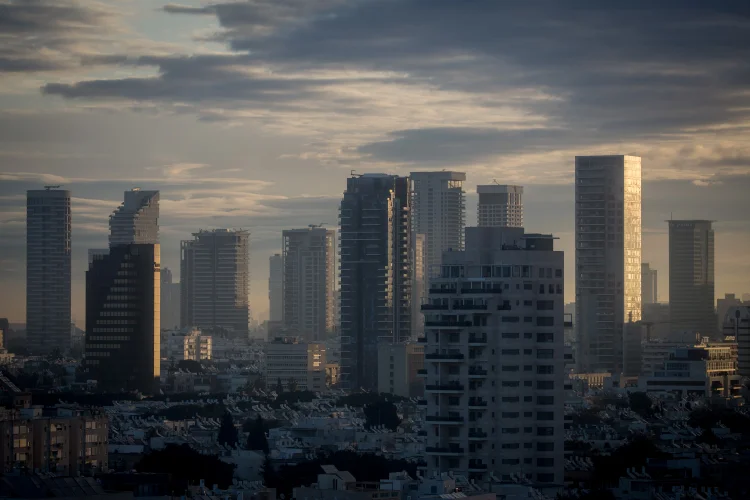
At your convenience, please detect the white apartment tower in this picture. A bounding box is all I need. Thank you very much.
[269,254,283,323]
[575,155,642,374]
[26,188,72,354]
[423,227,565,485]
[180,229,250,336]
[410,171,466,275]
[282,227,336,342]
[109,189,159,246]
[477,184,523,228]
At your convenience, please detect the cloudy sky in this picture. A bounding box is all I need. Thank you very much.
[1,0,749,325]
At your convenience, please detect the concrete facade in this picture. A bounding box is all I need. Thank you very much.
[477,184,523,228]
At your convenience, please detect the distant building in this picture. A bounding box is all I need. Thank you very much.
[109,188,159,246]
[477,184,523,227]
[269,254,283,323]
[26,188,71,354]
[88,248,108,265]
[265,337,326,392]
[339,174,411,391]
[412,233,427,338]
[410,171,466,273]
[165,328,212,362]
[293,466,399,500]
[85,244,160,394]
[377,342,424,398]
[717,293,749,331]
[282,227,336,342]
[575,155,642,374]
[723,306,750,377]
[0,319,7,350]
[641,263,658,305]
[160,267,180,330]
[423,226,565,485]
[180,229,250,337]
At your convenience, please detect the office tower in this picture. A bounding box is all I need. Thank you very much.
[26,188,71,354]
[477,184,523,227]
[641,263,658,305]
[668,220,716,339]
[575,155,642,374]
[269,254,283,323]
[109,189,159,246]
[160,267,180,330]
[423,227,565,484]
[84,244,160,393]
[180,229,250,337]
[282,227,335,342]
[717,294,749,331]
[339,174,411,390]
[410,171,466,274]
[412,233,427,338]
[377,342,424,398]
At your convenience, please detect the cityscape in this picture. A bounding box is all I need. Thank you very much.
[0,2,749,500]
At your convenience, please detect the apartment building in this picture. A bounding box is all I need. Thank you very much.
[477,184,523,228]
[165,328,212,362]
[423,226,564,485]
[377,342,424,398]
[265,337,326,392]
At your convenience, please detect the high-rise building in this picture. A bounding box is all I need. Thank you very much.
[109,189,159,246]
[477,184,523,227]
[377,342,424,398]
[723,306,750,377]
[423,227,565,485]
[26,188,71,354]
[160,267,180,330]
[717,294,750,331]
[668,220,716,339]
[339,174,411,391]
[575,155,642,374]
[84,244,160,394]
[641,263,658,305]
[269,254,283,323]
[282,227,335,342]
[180,229,250,337]
[412,233,427,338]
[88,248,108,265]
[410,171,466,274]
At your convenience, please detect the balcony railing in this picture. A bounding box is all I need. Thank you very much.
[468,430,488,438]
[425,383,464,392]
[461,287,503,294]
[468,367,488,376]
[468,335,487,344]
[417,337,427,343]
[424,321,473,328]
[468,399,488,407]
[429,288,457,294]
[425,352,465,360]
[425,446,465,454]
[468,461,488,471]
[421,304,449,311]
[425,415,464,423]
[452,303,488,310]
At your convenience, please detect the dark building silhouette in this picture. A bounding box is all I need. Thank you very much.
[85,244,160,394]
[339,174,411,390]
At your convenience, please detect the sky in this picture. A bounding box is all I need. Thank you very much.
[1,0,749,325]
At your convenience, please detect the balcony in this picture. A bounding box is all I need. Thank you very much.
[424,321,473,328]
[468,430,488,439]
[468,367,488,377]
[425,415,464,424]
[425,383,464,393]
[468,398,488,408]
[429,287,457,294]
[497,304,512,311]
[461,287,503,294]
[425,351,465,361]
[468,335,487,345]
[417,337,427,343]
[452,303,488,311]
[425,446,465,456]
[421,304,449,311]
[417,369,427,376]
[468,461,488,471]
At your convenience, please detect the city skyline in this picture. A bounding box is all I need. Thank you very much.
[1,2,750,324]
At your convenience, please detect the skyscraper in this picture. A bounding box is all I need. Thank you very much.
[160,267,180,330]
[410,171,466,275]
[339,174,411,390]
[268,254,283,323]
[668,220,716,339]
[641,263,658,305]
[180,229,250,337]
[477,184,524,227]
[282,227,335,342]
[84,244,160,393]
[575,155,642,374]
[423,227,565,484]
[109,189,159,246]
[412,233,427,338]
[26,187,71,354]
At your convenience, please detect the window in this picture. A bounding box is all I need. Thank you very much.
[537,332,554,343]
[523,283,533,290]
[523,300,533,307]
[537,365,554,375]
[524,427,533,433]
[537,412,554,420]
[537,458,555,467]
[502,365,520,372]
[501,428,520,434]
[537,317,554,326]
[502,332,519,339]
[538,473,555,483]
[502,316,520,323]
[524,396,532,402]
[502,412,519,418]
[524,316,533,323]
[501,443,519,449]
[537,349,554,359]
[524,380,532,387]
[502,459,520,465]
[537,427,554,436]
[524,365,532,371]
[555,269,563,278]
[502,396,520,403]
[524,412,532,417]
[502,381,520,387]
[537,442,554,451]
[502,349,520,355]
[537,381,554,390]
[524,332,533,339]
[538,396,554,405]
[537,300,554,310]
[524,442,533,449]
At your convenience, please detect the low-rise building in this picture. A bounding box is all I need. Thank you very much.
[165,328,212,362]
[377,342,424,398]
[294,466,400,500]
[265,337,326,392]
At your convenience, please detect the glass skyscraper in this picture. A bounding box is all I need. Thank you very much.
[575,155,642,374]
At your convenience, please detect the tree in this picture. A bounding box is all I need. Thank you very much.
[363,400,401,431]
[286,378,298,392]
[261,454,276,487]
[136,444,235,490]
[217,411,239,448]
[275,377,284,394]
[628,391,653,418]
[246,415,270,454]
